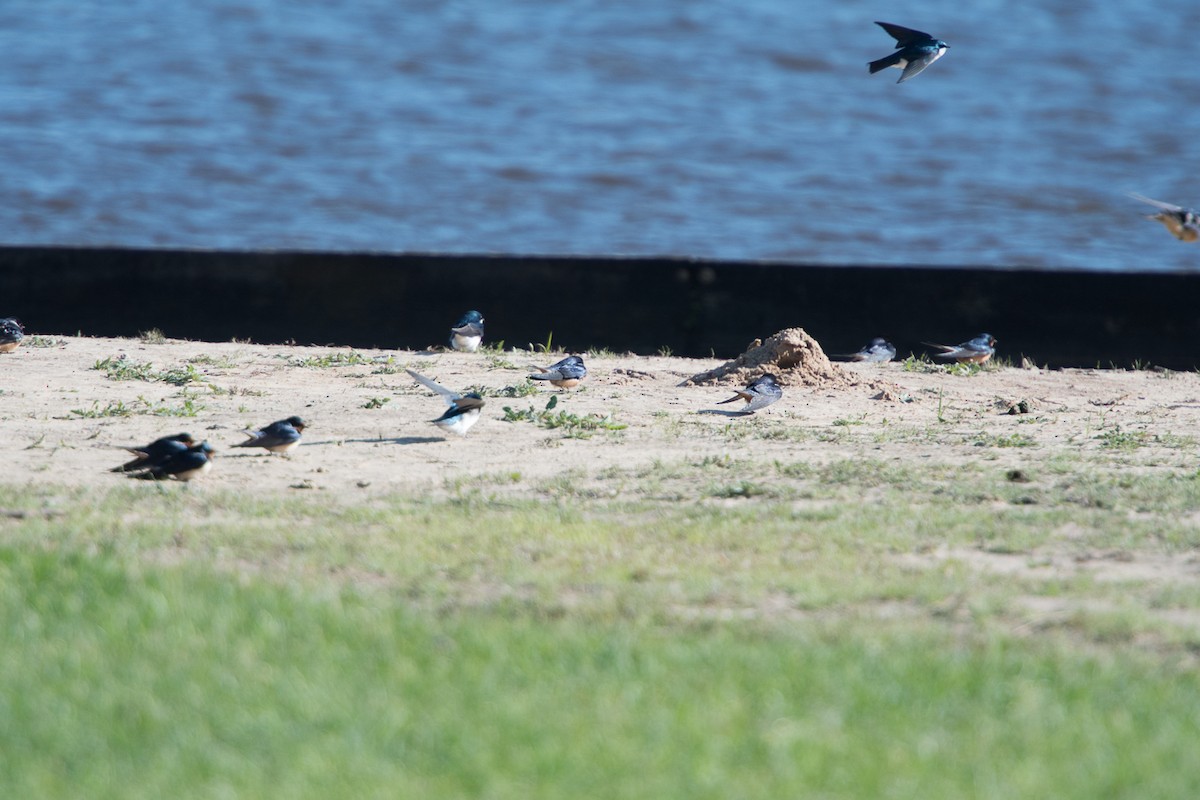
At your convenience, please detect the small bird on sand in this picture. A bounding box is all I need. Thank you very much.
[1129,193,1200,242]
[233,417,306,454]
[836,337,897,363]
[449,310,485,352]
[111,432,196,473]
[869,22,950,84]
[529,355,587,390]
[406,368,485,437]
[717,374,783,414]
[924,333,996,364]
[0,317,25,353]
[135,441,215,481]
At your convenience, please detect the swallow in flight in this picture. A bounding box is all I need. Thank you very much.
[869,22,949,83]
[1130,193,1199,242]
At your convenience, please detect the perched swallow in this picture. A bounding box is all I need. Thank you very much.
[233,416,306,454]
[836,337,897,363]
[717,374,783,414]
[406,368,485,437]
[529,355,587,390]
[0,317,24,353]
[111,432,197,473]
[1130,193,1200,242]
[924,333,997,364]
[449,310,485,352]
[135,441,215,481]
[869,22,949,83]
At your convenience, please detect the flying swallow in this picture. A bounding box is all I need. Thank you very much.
[1130,193,1200,242]
[110,432,197,473]
[134,441,215,481]
[924,333,996,364]
[529,355,587,389]
[233,416,306,453]
[406,368,485,436]
[449,310,485,352]
[869,22,949,83]
[836,338,897,363]
[717,374,783,414]
[0,317,24,353]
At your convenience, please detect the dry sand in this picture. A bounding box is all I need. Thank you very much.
[2,331,1198,499]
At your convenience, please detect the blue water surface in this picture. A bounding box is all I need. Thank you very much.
[0,0,1196,270]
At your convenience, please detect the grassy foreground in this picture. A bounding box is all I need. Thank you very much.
[2,453,1200,798]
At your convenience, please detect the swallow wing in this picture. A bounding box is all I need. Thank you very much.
[1130,193,1186,213]
[450,321,484,337]
[741,389,781,414]
[875,21,933,46]
[407,368,462,405]
[897,49,944,82]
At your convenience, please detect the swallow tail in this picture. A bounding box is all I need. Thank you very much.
[868,51,904,74]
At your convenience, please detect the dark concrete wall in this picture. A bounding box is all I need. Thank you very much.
[0,245,1193,369]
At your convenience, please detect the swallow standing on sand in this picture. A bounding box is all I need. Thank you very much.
[1129,193,1200,242]
[529,355,587,390]
[717,374,783,415]
[869,22,949,83]
[0,317,24,353]
[111,432,196,473]
[924,333,997,364]
[449,310,485,352]
[233,416,306,454]
[134,441,215,481]
[836,338,897,363]
[406,368,485,437]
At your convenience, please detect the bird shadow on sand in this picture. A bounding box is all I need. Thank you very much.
[695,409,755,418]
[339,436,447,446]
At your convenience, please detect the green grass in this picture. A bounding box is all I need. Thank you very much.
[4,449,1200,797]
[0,533,1198,799]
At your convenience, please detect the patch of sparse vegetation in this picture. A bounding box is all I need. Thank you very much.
[93,356,201,386]
[25,335,67,348]
[974,431,1037,448]
[1096,427,1149,450]
[187,353,240,369]
[362,397,390,409]
[502,395,626,438]
[70,400,135,419]
[71,393,204,419]
[138,328,167,344]
[287,351,372,368]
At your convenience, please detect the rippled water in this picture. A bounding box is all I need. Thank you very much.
[1,1,1197,270]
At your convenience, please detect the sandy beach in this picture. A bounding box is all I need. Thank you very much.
[2,331,1197,499]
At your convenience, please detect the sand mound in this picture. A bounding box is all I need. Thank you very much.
[681,327,895,394]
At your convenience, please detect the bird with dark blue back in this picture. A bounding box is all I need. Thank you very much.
[449,310,485,352]
[869,22,949,83]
